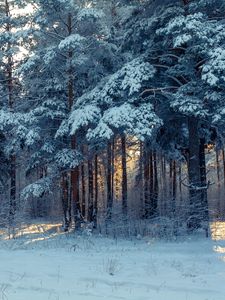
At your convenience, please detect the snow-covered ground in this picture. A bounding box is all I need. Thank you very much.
[0,223,225,300]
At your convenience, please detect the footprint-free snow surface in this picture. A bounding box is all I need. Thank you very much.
[0,223,225,300]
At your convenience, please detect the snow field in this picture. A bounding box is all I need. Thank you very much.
[0,230,225,300]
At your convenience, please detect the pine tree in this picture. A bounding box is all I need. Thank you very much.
[0,0,34,232]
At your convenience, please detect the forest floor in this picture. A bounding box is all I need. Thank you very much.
[0,222,224,300]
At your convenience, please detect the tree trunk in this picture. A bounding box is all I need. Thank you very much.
[9,155,16,229]
[121,133,128,217]
[62,173,70,231]
[81,162,86,219]
[139,142,144,217]
[87,158,94,223]
[161,154,167,215]
[187,116,202,231]
[71,163,81,229]
[106,142,113,221]
[169,160,173,200]
[216,149,220,186]
[222,149,225,186]
[172,160,176,215]
[68,174,72,225]
[199,138,208,224]
[149,150,154,217]
[152,151,158,216]
[178,163,182,202]
[144,143,150,218]
[93,154,98,228]
[111,137,115,204]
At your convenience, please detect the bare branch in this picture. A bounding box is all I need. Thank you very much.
[180,177,214,190]
[140,86,178,97]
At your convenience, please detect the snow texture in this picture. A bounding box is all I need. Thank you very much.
[0,226,224,300]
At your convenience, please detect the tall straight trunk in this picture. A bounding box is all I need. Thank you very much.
[149,150,154,216]
[199,138,208,223]
[71,164,81,229]
[111,137,115,203]
[36,168,42,217]
[169,160,173,199]
[115,166,120,201]
[68,175,72,224]
[87,158,94,223]
[61,161,71,231]
[162,155,166,176]
[106,142,113,221]
[161,154,167,215]
[139,142,144,216]
[178,163,182,202]
[5,0,16,229]
[93,154,98,228]
[81,163,86,219]
[67,13,81,229]
[9,155,16,226]
[159,154,164,215]
[187,116,202,231]
[62,173,70,231]
[121,133,128,217]
[144,143,150,218]
[152,151,158,216]
[163,156,167,195]
[71,137,81,229]
[172,160,178,234]
[172,160,176,215]
[99,164,105,208]
[216,149,220,186]
[222,149,225,186]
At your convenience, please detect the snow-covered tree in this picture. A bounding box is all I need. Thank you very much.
[0,0,223,235]
[18,0,120,229]
[0,0,34,231]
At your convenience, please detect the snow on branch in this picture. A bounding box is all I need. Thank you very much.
[58,34,85,51]
[55,149,82,170]
[21,177,52,200]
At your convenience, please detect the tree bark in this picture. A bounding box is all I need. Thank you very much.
[179,163,182,202]
[93,154,98,228]
[169,160,173,200]
[62,173,70,231]
[106,142,113,221]
[111,137,115,204]
[139,141,144,217]
[222,149,225,186]
[71,161,81,229]
[216,149,220,186]
[87,158,94,223]
[144,143,150,218]
[199,138,208,223]
[121,133,128,217]
[187,117,202,231]
[81,162,86,219]
[152,151,158,216]
[172,160,176,215]
[149,150,154,217]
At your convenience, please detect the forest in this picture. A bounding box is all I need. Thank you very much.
[0,0,225,239]
[1,1,225,300]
